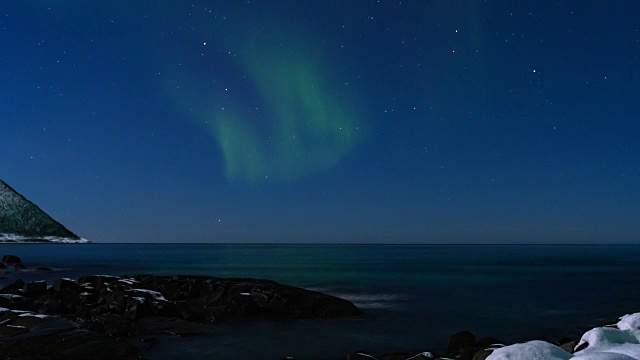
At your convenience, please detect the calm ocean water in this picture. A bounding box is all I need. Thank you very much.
[1,243,639,359]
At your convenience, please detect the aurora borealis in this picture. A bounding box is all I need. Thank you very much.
[174,16,363,182]
[2,1,639,243]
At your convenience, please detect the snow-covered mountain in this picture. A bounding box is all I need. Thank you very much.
[0,179,89,243]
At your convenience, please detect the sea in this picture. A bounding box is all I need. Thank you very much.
[1,243,639,359]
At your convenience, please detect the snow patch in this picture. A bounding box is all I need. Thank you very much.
[487,340,572,360]
[131,289,167,301]
[0,233,90,243]
[487,312,640,360]
[18,313,49,319]
[619,314,640,331]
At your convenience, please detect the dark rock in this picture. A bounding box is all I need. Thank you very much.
[135,316,208,337]
[382,352,414,360]
[11,313,50,329]
[0,293,35,311]
[102,315,135,338]
[472,348,494,360]
[0,273,363,359]
[53,277,82,292]
[0,262,6,269]
[405,352,435,359]
[457,347,479,360]
[0,324,30,336]
[23,280,48,296]
[1,278,25,292]
[38,297,67,315]
[127,274,363,321]
[14,263,26,270]
[54,287,81,305]
[574,340,589,352]
[476,337,502,348]
[0,309,140,359]
[448,330,477,355]
[2,254,22,264]
[124,297,153,320]
[559,339,579,354]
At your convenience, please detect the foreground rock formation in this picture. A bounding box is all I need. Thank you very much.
[0,270,362,359]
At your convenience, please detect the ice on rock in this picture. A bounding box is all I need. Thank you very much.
[486,340,573,360]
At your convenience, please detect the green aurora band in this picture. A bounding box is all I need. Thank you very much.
[176,25,363,183]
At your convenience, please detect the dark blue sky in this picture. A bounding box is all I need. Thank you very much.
[2,1,639,243]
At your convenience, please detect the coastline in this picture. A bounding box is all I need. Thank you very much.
[0,233,91,244]
[2,248,640,359]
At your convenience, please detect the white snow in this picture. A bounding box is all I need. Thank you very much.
[576,327,639,349]
[619,314,640,331]
[0,233,90,243]
[18,313,49,319]
[487,340,572,360]
[407,352,435,359]
[118,278,138,285]
[130,289,167,301]
[486,312,640,360]
[6,325,27,329]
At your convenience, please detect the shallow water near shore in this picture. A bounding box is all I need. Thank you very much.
[1,243,639,359]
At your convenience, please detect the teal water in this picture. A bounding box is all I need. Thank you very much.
[1,244,640,359]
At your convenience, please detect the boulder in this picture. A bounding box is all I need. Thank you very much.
[53,277,82,292]
[448,330,477,355]
[14,263,26,270]
[0,324,29,336]
[472,348,494,360]
[23,281,48,296]
[559,339,579,354]
[476,337,502,348]
[382,352,414,360]
[1,278,25,292]
[457,347,479,360]
[124,297,153,320]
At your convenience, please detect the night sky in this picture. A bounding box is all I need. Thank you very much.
[2,1,639,243]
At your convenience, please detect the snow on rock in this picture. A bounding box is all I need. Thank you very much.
[573,352,637,360]
[577,327,639,349]
[574,327,640,359]
[487,313,640,360]
[486,340,572,360]
[619,314,640,331]
[0,233,90,244]
[130,289,167,301]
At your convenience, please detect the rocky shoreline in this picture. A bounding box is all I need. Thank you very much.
[0,254,362,359]
[1,254,639,360]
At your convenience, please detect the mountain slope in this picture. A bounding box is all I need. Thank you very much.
[0,179,89,243]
